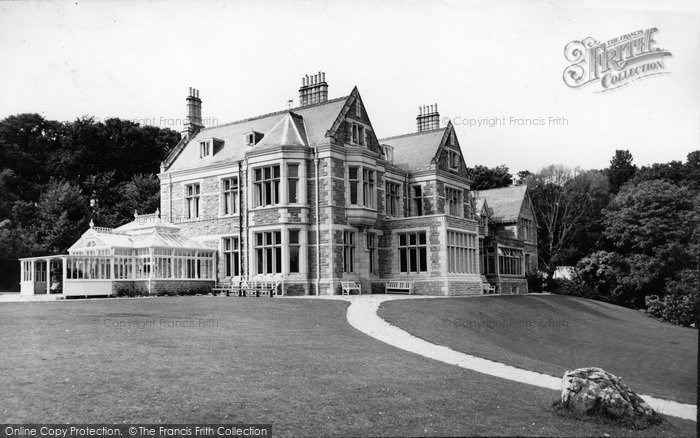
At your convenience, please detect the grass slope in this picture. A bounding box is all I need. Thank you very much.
[0,296,694,437]
[379,295,698,405]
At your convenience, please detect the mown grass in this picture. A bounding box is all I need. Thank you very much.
[379,294,697,405]
[0,296,695,437]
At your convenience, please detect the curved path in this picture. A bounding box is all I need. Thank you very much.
[315,294,696,422]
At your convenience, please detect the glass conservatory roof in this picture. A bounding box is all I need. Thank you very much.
[68,213,208,253]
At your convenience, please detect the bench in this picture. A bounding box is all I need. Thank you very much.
[341,281,362,295]
[211,280,232,296]
[243,280,280,297]
[482,283,496,294]
[385,281,414,295]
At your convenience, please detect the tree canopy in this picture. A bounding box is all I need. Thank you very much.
[467,164,513,190]
[0,113,180,290]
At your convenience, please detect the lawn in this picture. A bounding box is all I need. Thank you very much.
[0,296,695,437]
[379,294,698,405]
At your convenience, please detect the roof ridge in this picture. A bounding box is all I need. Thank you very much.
[199,95,349,131]
[379,127,446,142]
[476,185,525,193]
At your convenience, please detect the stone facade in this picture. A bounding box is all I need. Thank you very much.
[158,76,537,295]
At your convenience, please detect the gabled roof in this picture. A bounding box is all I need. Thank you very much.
[474,197,489,217]
[164,96,348,172]
[474,185,528,223]
[379,127,448,172]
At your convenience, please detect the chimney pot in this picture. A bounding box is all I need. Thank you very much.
[321,72,325,82]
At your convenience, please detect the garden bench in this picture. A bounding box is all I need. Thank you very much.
[483,283,496,294]
[243,280,279,297]
[211,280,232,296]
[385,281,414,295]
[341,281,362,295]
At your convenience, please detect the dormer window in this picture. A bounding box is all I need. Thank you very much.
[351,123,365,146]
[199,140,211,158]
[245,131,263,146]
[383,145,394,163]
[448,150,460,171]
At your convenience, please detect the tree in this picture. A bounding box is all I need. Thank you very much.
[606,149,636,193]
[467,165,513,190]
[524,165,604,282]
[36,179,89,253]
[601,179,699,306]
[515,170,532,185]
[119,173,162,219]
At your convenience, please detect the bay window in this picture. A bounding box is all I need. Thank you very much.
[255,231,282,274]
[498,247,523,276]
[254,165,280,207]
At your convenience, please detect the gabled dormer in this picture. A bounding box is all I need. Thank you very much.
[325,87,382,155]
[434,123,468,178]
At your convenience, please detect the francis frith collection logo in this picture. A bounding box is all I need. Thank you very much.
[563,28,672,92]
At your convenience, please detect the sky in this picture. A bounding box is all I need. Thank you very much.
[1,0,698,175]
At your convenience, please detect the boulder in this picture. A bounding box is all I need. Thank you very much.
[560,367,657,423]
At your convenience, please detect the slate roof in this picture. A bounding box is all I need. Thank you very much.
[474,185,528,223]
[474,197,488,216]
[165,96,348,172]
[379,128,447,172]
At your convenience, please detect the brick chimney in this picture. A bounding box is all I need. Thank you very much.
[182,87,203,138]
[299,71,328,106]
[416,103,440,132]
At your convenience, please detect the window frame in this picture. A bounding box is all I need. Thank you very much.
[223,236,241,277]
[385,181,401,217]
[253,164,281,208]
[445,186,463,217]
[185,183,200,219]
[289,229,301,273]
[287,163,299,204]
[398,231,428,274]
[199,140,211,158]
[497,246,524,276]
[447,150,461,171]
[254,230,282,275]
[367,232,376,275]
[221,176,239,216]
[447,230,478,274]
[343,230,355,274]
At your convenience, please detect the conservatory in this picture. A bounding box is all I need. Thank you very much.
[19,212,216,298]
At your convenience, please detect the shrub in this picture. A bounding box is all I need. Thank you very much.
[645,294,696,327]
[115,287,147,298]
[526,271,544,292]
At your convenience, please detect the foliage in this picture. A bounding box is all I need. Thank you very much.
[645,294,696,327]
[529,150,700,327]
[466,164,513,190]
[600,179,698,306]
[523,165,608,280]
[0,113,180,290]
[525,271,544,292]
[606,149,636,194]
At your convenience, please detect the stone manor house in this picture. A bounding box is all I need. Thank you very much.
[19,72,537,297]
